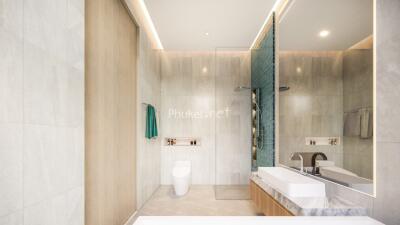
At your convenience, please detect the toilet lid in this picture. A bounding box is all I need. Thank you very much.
[172,167,191,178]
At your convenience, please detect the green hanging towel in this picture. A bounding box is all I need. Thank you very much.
[145,104,158,139]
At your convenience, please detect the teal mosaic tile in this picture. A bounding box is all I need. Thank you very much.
[251,14,275,169]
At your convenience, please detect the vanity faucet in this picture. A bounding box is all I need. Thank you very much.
[311,152,327,175]
[290,152,305,174]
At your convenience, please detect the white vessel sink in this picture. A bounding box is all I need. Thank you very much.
[258,167,326,197]
[319,166,373,194]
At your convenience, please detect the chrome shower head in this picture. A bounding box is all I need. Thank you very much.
[279,86,290,92]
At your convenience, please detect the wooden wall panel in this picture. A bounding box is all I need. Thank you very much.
[85,0,137,224]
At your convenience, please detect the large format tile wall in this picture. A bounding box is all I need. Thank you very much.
[319,1,400,225]
[136,30,161,208]
[160,52,216,185]
[160,51,251,185]
[279,52,344,167]
[0,0,84,224]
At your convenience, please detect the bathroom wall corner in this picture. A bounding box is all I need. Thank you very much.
[136,29,162,208]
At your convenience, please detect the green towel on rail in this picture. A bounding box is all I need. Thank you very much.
[145,104,158,139]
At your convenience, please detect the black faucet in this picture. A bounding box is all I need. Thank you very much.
[311,152,327,175]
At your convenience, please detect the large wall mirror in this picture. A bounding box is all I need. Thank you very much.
[278,0,374,195]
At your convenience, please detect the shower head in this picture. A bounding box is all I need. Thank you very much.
[234,86,251,92]
[279,86,290,92]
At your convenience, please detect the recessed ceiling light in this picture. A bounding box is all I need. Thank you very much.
[319,30,330,38]
[202,67,208,73]
[205,32,209,36]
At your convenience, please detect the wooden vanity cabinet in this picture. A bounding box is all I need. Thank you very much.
[250,181,294,216]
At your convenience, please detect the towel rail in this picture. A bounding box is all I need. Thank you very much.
[344,106,372,114]
[142,102,157,111]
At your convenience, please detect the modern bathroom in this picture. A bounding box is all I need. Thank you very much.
[1,0,400,225]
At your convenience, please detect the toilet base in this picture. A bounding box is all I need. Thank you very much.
[173,177,190,196]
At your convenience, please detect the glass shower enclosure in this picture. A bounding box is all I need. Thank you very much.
[214,48,252,200]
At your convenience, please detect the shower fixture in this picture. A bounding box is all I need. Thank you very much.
[251,88,264,170]
[237,86,289,92]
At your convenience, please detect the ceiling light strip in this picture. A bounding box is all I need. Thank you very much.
[278,0,295,23]
[138,0,163,49]
[250,0,288,49]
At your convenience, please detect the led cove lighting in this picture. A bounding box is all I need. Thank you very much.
[250,0,285,49]
[139,0,163,49]
[319,30,330,38]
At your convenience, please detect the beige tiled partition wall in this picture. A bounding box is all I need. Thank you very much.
[0,0,84,224]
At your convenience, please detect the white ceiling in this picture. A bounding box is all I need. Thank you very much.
[144,0,276,51]
[279,0,373,51]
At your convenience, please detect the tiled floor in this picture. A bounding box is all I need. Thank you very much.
[137,185,260,216]
[215,185,250,200]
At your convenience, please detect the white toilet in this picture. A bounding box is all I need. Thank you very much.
[172,161,191,196]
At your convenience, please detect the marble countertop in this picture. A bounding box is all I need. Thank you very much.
[251,174,368,216]
[133,216,384,225]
